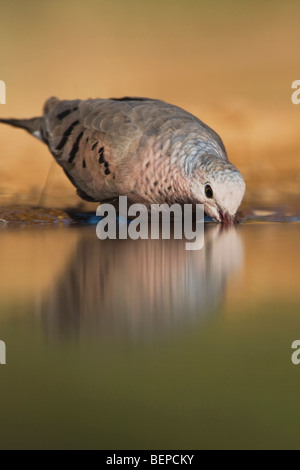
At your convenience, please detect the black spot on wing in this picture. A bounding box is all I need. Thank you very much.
[57,106,79,121]
[57,109,72,120]
[98,147,105,164]
[82,159,86,168]
[68,131,84,163]
[56,120,80,151]
[64,120,80,137]
[109,96,154,102]
[95,146,112,176]
[91,142,98,150]
[56,136,68,151]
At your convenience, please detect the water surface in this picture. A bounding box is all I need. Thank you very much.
[0,207,300,449]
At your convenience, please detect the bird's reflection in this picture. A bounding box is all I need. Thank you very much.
[41,225,244,340]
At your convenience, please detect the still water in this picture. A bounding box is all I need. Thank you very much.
[0,209,300,449]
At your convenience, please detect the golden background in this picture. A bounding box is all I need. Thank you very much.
[0,0,300,208]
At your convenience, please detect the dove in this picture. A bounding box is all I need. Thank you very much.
[0,96,245,222]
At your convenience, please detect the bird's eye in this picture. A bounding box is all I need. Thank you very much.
[205,184,213,199]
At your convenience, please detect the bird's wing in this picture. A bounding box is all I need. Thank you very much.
[42,97,151,202]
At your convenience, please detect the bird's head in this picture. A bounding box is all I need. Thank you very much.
[191,155,245,223]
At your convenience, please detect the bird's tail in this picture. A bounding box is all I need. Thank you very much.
[0,116,42,139]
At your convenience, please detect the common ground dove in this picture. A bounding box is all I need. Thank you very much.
[0,97,245,222]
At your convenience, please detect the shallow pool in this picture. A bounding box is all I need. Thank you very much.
[0,206,300,449]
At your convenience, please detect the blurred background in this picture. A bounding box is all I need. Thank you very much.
[1,0,300,451]
[0,0,300,207]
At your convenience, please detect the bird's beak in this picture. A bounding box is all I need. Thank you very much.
[218,210,235,224]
